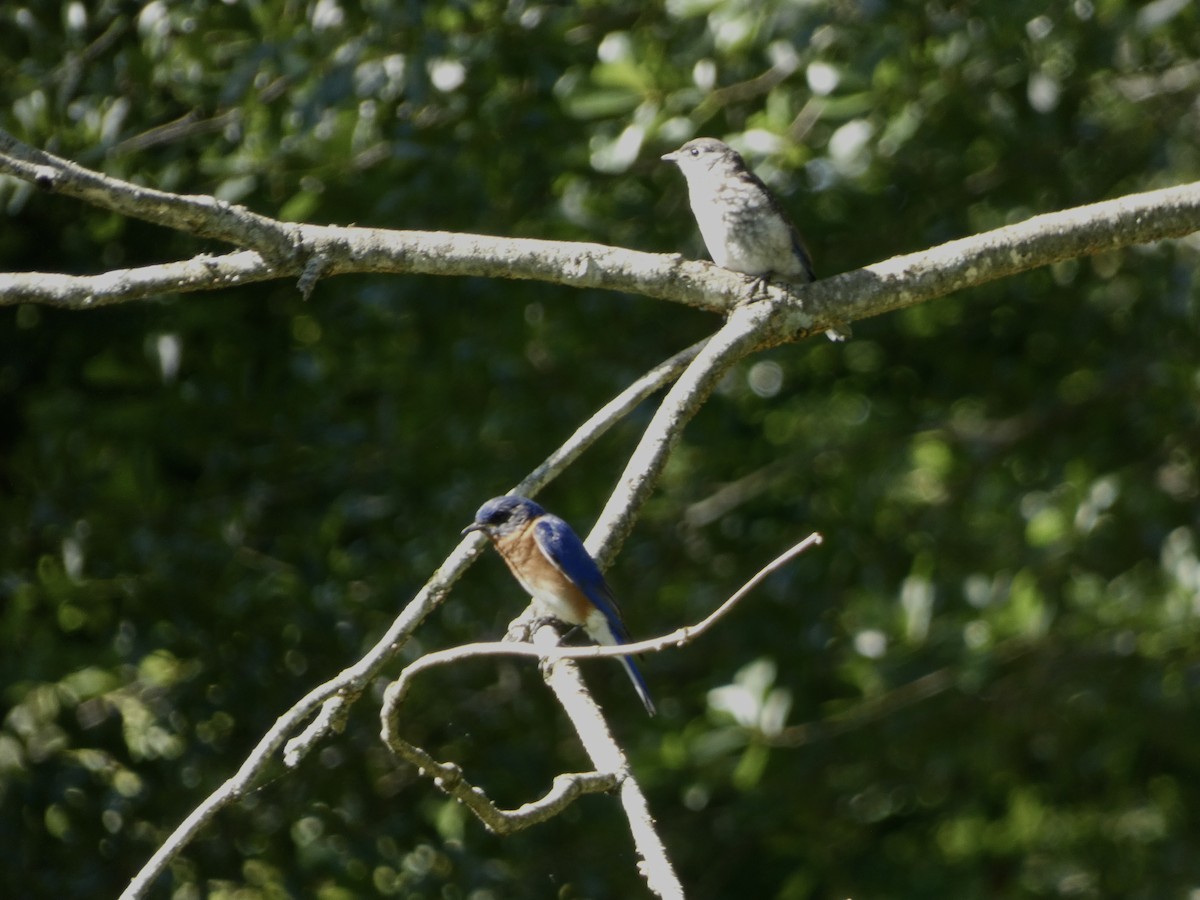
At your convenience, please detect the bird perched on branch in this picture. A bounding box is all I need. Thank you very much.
[463,495,656,716]
[662,137,848,340]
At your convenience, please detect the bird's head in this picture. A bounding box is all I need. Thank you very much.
[462,495,545,539]
[661,137,746,180]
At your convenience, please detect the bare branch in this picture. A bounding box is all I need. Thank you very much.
[778,181,1200,338]
[379,535,817,898]
[282,335,707,765]
[15,126,1195,900]
[384,533,823,704]
[587,299,779,564]
[378,703,622,834]
[442,305,790,899]
[556,189,1200,564]
[116,336,705,900]
[0,232,735,315]
[0,251,274,308]
[116,674,362,900]
[378,619,688,896]
[0,129,300,260]
[545,625,683,900]
[3,129,1198,337]
[0,241,733,320]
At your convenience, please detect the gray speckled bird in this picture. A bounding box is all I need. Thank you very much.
[662,137,848,340]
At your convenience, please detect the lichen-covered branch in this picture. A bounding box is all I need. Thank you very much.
[3,129,1198,337]
[777,181,1200,338]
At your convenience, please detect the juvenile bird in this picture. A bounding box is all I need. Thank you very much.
[662,137,848,340]
[463,495,656,716]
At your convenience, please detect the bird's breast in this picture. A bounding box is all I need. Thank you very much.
[493,525,591,625]
[686,179,805,279]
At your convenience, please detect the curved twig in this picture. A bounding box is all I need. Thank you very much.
[377,708,623,835]
[383,532,823,709]
[380,533,818,899]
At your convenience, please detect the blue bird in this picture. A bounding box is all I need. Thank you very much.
[463,496,656,716]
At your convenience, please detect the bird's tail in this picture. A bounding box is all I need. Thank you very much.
[618,655,656,717]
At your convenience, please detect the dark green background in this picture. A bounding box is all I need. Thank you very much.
[2,1,1198,897]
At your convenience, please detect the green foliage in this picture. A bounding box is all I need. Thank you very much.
[2,0,1199,898]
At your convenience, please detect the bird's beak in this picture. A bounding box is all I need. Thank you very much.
[461,522,486,537]
[661,150,679,162]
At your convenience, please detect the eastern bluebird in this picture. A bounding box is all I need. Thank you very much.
[462,495,656,716]
[662,137,848,340]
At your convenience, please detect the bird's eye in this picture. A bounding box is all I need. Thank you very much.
[689,147,700,157]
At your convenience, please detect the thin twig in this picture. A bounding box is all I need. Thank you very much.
[586,298,784,565]
[378,704,622,834]
[383,533,823,705]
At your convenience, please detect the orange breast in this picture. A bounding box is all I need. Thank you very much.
[494,521,592,625]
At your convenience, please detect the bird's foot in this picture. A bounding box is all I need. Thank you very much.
[528,615,566,638]
[743,274,771,302]
[557,624,588,645]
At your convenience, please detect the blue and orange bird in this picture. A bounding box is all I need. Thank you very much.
[462,496,656,716]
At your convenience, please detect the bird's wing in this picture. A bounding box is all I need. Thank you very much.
[532,516,630,642]
[533,516,655,716]
[753,174,815,282]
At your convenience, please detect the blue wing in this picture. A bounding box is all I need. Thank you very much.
[532,516,630,641]
[533,516,656,716]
